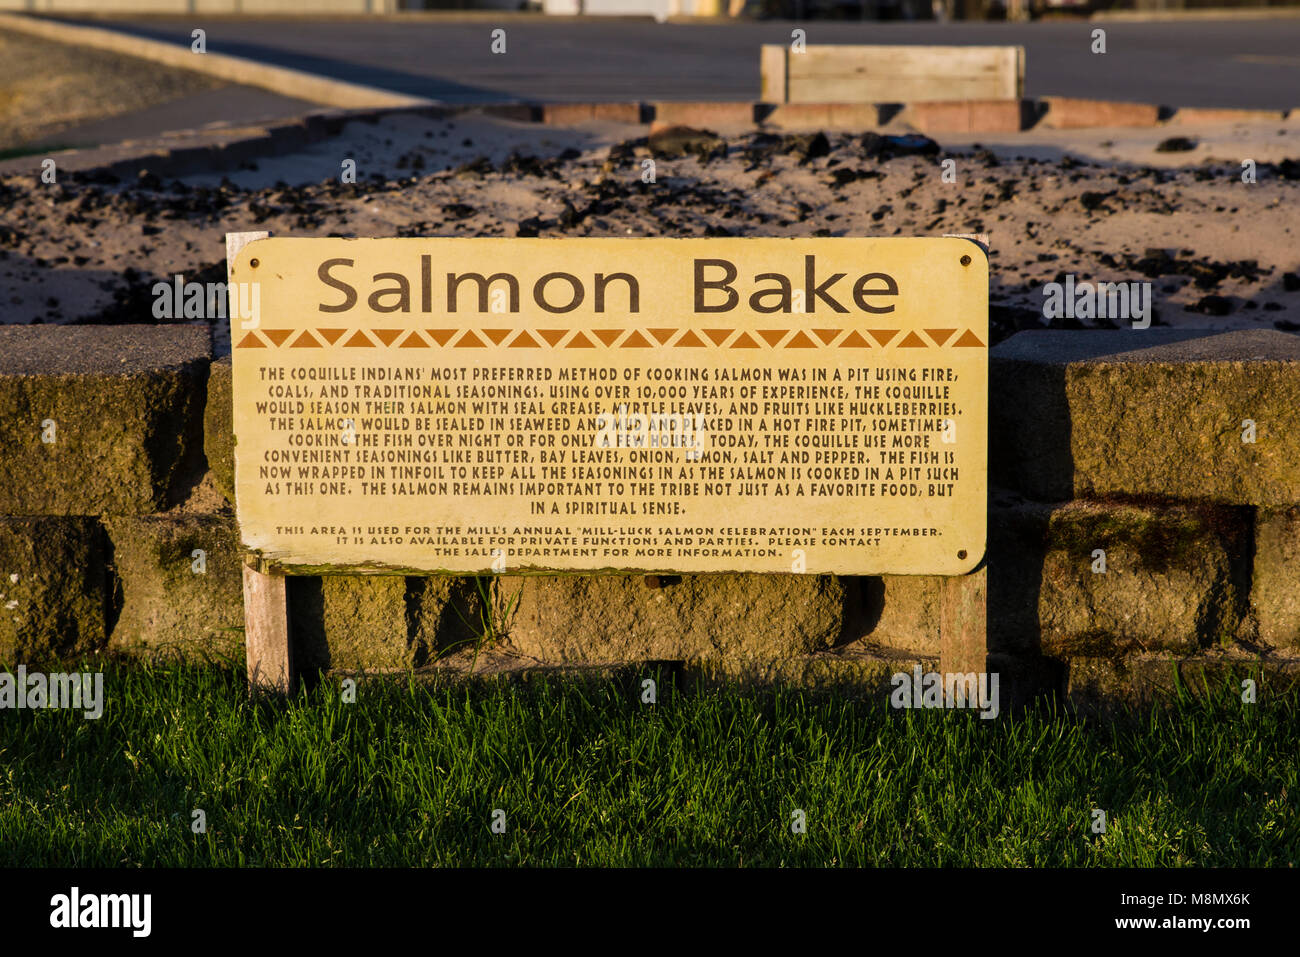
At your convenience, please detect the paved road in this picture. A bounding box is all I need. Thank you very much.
[50,16,1300,109]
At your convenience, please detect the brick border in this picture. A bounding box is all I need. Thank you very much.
[2,96,1291,184]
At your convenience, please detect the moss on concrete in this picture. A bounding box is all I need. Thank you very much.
[204,355,234,504]
[1252,507,1300,649]
[104,513,243,662]
[0,326,210,514]
[0,517,106,664]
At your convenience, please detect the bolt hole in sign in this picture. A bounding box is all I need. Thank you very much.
[230,237,987,576]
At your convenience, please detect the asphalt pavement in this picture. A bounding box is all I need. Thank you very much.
[44,15,1300,109]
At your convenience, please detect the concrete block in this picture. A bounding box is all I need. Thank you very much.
[681,650,926,695]
[864,575,944,655]
[291,574,482,672]
[1066,654,1300,717]
[991,330,1300,505]
[836,494,1247,661]
[0,517,106,664]
[0,325,210,514]
[1252,507,1300,649]
[104,513,243,660]
[1031,499,1249,657]
[506,574,852,664]
[204,355,234,504]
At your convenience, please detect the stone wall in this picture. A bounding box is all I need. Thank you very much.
[2,324,1298,711]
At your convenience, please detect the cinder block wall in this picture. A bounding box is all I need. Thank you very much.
[2,324,1298,711]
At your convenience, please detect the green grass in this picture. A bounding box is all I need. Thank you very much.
[0,661,1295,867]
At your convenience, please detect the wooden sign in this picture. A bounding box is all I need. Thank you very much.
[229,237,987,576]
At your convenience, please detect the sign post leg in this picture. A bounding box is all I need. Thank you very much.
[227,230,289,694]
[939,566,988,677]
[242,559,293,695]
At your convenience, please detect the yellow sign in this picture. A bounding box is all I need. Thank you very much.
[230,237,987,575]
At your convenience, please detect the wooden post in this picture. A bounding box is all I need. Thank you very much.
[227,230,293,695]
[242,558,292,694]
[939,566,987,676]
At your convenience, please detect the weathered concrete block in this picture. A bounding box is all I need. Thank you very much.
[103,513,243,660]
[854,493,1249,661]
[321,576,410,671]
[204,355,234,504]
[682,650,925,695]
[992,330,1300,504]
[0,325,210,514]
[506,574,850,664]
[1066,654,1300,717]
[862,575,944,655]
[1252,507,1300,649]
[0,517,106,663]
[1015,498,1249,657]
[292,574,482,672]
[409,575,484,658]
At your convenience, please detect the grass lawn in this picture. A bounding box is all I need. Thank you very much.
[0,661,1294,867]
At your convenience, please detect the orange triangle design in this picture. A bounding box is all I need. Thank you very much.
[399,331,429,347]
[262,329,293,347]
[730,332,760,348]
[647,328,677,345]
[343,331,374,347]
[538,330,568,347]
[703,329,733,346]
[621,331,652,348]
[236,332,265,349]
[509,331,543,348]
[840,331,872,348]
[426,329,456,346]
[456,330,488,347]
[567,331,596,348]
[758,330,789,347]
[316,328,346,345]
[868,329,898,347]
[372,329,403,346]
[898,331,927,348]
[812,328,841,345]
[290,331,323,348]
[953,329,985,347]
[785,331,818,348]
[676,330,707,347]
[593,329,623,347]
[483,329,512,345]
[926,328,957,346]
